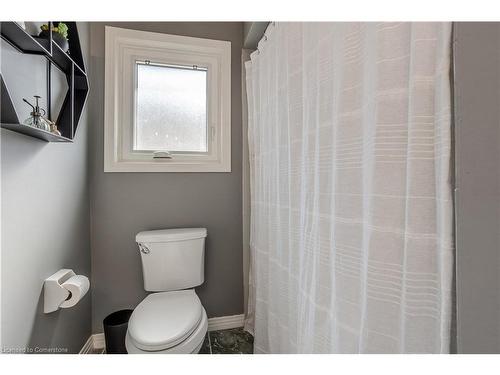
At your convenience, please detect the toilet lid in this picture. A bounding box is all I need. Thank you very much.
[128,290,203,351]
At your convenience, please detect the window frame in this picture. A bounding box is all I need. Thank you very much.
[104,26,231,172]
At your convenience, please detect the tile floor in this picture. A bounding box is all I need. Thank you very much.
[199,328,254,354]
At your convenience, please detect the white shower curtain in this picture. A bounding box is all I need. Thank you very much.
[245,22,453,353]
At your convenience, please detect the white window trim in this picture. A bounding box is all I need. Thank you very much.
[104,26,231,172]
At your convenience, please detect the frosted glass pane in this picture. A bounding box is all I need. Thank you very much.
[135,63,207,152]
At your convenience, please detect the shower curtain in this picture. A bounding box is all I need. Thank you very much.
[245,22,453,353]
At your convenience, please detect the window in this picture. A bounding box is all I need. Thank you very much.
[135,62,208,153]
[104,27,231,172]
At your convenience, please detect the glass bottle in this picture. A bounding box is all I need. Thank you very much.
[23,95,51,132]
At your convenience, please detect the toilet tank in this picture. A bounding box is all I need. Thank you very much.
[135,228,207,292]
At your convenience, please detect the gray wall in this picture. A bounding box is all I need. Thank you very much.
[454,22,500,353]
[1,23,92,353]
[88,22,244,333]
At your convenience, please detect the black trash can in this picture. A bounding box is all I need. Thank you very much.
[103,309,133,354]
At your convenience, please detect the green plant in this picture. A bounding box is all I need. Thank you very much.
[40,23,68,39]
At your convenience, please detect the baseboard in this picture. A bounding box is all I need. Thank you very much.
[80,314,245,353]
[79,335,101,354]
[93,333,106,350]
[207,314,245,331]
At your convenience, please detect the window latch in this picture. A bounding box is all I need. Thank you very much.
[153,151,173,159]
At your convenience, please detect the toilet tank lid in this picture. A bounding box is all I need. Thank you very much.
[136,228,207,243]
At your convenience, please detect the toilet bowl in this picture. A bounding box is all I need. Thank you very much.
[125,290,208,354]
[125,228,208,354]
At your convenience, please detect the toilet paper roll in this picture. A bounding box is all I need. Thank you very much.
[60,275,90,309]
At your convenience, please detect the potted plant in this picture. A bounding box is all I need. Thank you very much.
[38,23,69,52]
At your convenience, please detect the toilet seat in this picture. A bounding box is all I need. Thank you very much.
[126,289,206,352]
[125,308,207,354]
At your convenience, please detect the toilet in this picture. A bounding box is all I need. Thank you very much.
[125,228,208,354]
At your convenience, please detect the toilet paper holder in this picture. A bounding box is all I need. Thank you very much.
[44,269,89,313]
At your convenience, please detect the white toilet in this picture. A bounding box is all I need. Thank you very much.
[125,228,208,354]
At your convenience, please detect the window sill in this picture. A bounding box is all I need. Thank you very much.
[103,159,231,173]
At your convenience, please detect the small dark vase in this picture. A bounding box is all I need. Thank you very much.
[38,29,69,52]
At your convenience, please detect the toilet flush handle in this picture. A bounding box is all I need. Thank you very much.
[138,243,150,255]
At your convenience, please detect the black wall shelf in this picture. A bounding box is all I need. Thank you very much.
[1,123,73,142]
[0,22,51,55]
[0,21,89,142]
